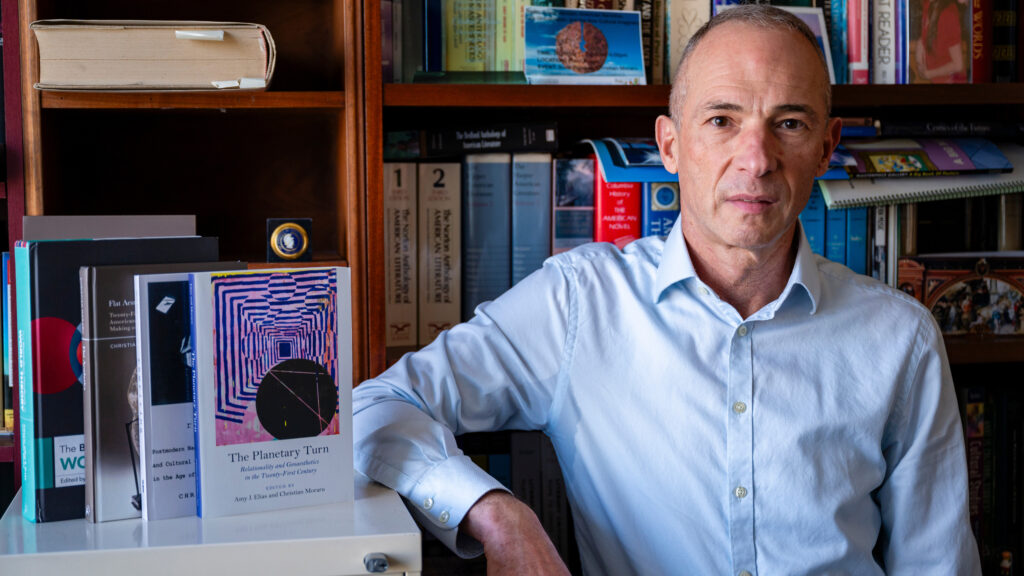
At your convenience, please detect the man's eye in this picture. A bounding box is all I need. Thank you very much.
[780,119,805,130]
[710,117,729,128]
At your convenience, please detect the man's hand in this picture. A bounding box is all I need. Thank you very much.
[461,490,571,576]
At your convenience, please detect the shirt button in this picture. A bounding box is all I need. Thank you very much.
[439,510,450,524]
[739,571,753,576]
[737,325,748,337]
[422,497,433,510]
[699,286,709,296]
[735,486,748,499]
[733,401,747,414]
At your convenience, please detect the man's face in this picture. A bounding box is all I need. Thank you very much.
[656,22,841,258]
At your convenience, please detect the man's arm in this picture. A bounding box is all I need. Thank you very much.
[876,315,981,574]
[461,491,570,575]
[354,260,575,558]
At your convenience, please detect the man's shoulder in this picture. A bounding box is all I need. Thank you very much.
[815,256,933,324]
[548,236,666,273]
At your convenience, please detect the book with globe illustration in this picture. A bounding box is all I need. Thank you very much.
[190,267,353,518]
[523,6,645,85]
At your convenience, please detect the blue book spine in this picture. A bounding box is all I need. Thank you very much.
[846,207,869,275]
[830,0,848,84]
[552,158,595,254]
[424,0,443,72]
[641,182,681,237]
[800,184,827,256]
[826,206,847,265]
[14,242,37,521]
[188,274,203,518]
[463,153,512,320]
[512,153,553,285]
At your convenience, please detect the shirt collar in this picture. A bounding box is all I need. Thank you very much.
[654,218,822,315]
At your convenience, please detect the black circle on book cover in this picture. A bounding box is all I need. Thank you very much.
[256,358,337,440]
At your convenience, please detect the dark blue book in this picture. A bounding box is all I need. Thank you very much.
[845,207,869,275]
[462,153,512,320]
[826,206,847,265]
[641,182,680,237]
[423,0,443,72]
[800,183,827,256]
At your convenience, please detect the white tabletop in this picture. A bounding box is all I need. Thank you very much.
[0,474,422,576]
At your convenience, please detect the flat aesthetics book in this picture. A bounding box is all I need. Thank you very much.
[831,137,1013,178]
[190,267,353,518]
[134,265,246,521]
[15,236,219,523]
[81,261,242,523]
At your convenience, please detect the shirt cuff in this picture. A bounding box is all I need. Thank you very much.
[405,453,511,557]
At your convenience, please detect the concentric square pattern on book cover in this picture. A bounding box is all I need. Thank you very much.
[212,269,341,446]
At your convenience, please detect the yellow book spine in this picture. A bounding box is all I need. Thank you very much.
[446,0,490,71]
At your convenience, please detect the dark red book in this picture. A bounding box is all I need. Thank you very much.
[972,0,993,83]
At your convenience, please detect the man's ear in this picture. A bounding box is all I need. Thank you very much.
[655,115,680,175]
[817,116,843,176]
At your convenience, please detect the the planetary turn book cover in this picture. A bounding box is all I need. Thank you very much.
[189,267,353,518]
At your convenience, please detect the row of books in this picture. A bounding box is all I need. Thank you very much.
[380,0,1024,85]
[383,149,681,348]
[12,217,354,523]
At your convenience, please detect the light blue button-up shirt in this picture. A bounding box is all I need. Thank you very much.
[354,219,981,575]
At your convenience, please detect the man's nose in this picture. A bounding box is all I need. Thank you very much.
[733,125,778,177]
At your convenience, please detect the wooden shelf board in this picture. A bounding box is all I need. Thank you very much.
[944,336,1024,365]
[247,255,348,270]
[41,91,345,110]
[384,83,1024,109]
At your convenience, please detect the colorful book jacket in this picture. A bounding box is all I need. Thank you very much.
[641,182,680,237]
[190,267,354,518]
[418,163,462,345]
[383,163,418,347]
[593,154,642,248]
[512,152,553,284]
[462,153,512,320]
[831,138,1012,178]
[552,157,596,254]
[909,0,971,83]
[523,6,646,85]
[134,266,246,521]
[15,236,219,523]
[80,261,236,523]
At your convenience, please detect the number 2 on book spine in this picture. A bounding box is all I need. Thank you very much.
[434,169,446,187]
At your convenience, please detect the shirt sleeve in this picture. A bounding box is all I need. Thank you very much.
[353,257,576,556]
[876,313,981,574]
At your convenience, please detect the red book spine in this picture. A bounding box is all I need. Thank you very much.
[973,0,993,83]
[593,156,641,249]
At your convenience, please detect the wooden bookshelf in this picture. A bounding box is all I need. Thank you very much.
[944,337,1024,365]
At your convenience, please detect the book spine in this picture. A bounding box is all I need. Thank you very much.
[393,0,404,82]
[872,0,896,83]
[510,431,542,517]
[593,157,642,248]
[872,205,887,282]
[403,0,424,81]
[424,122,558,157]
[845,207,870,275]
[993,0,1018,82]
[14,243,36,522]
[382,0,395,81]
[495,0,514,71]
[418,163,462,345]
[445,0,490,71]
[973,0,994,82]
[514,0,528,70]
[650,0,665,84]
[383,163,419,347]
[424,0,444,72]
[552,158,596,254]
[641,182,680,237]
[189,275,203,517]
[639,0,653,84]
[800,183,827,256]
[826,206,848,265]
[540,435,571,565]
[462,153,512,320]
[830,0,849,84]
[2,253,10,432]
[134,277,149,522]
[847,0,870,83]
[668,0,711,81]
[512,152,553,284]
[79,268,97,523]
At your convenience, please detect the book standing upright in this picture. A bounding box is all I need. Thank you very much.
[190,267,354,518]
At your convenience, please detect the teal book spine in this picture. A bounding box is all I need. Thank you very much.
[463,153,512,320]
[800,183,827,256]
[826,206,848,265]
[512,152,552,285]
[846,207,869,275]
[15,242,37,521]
